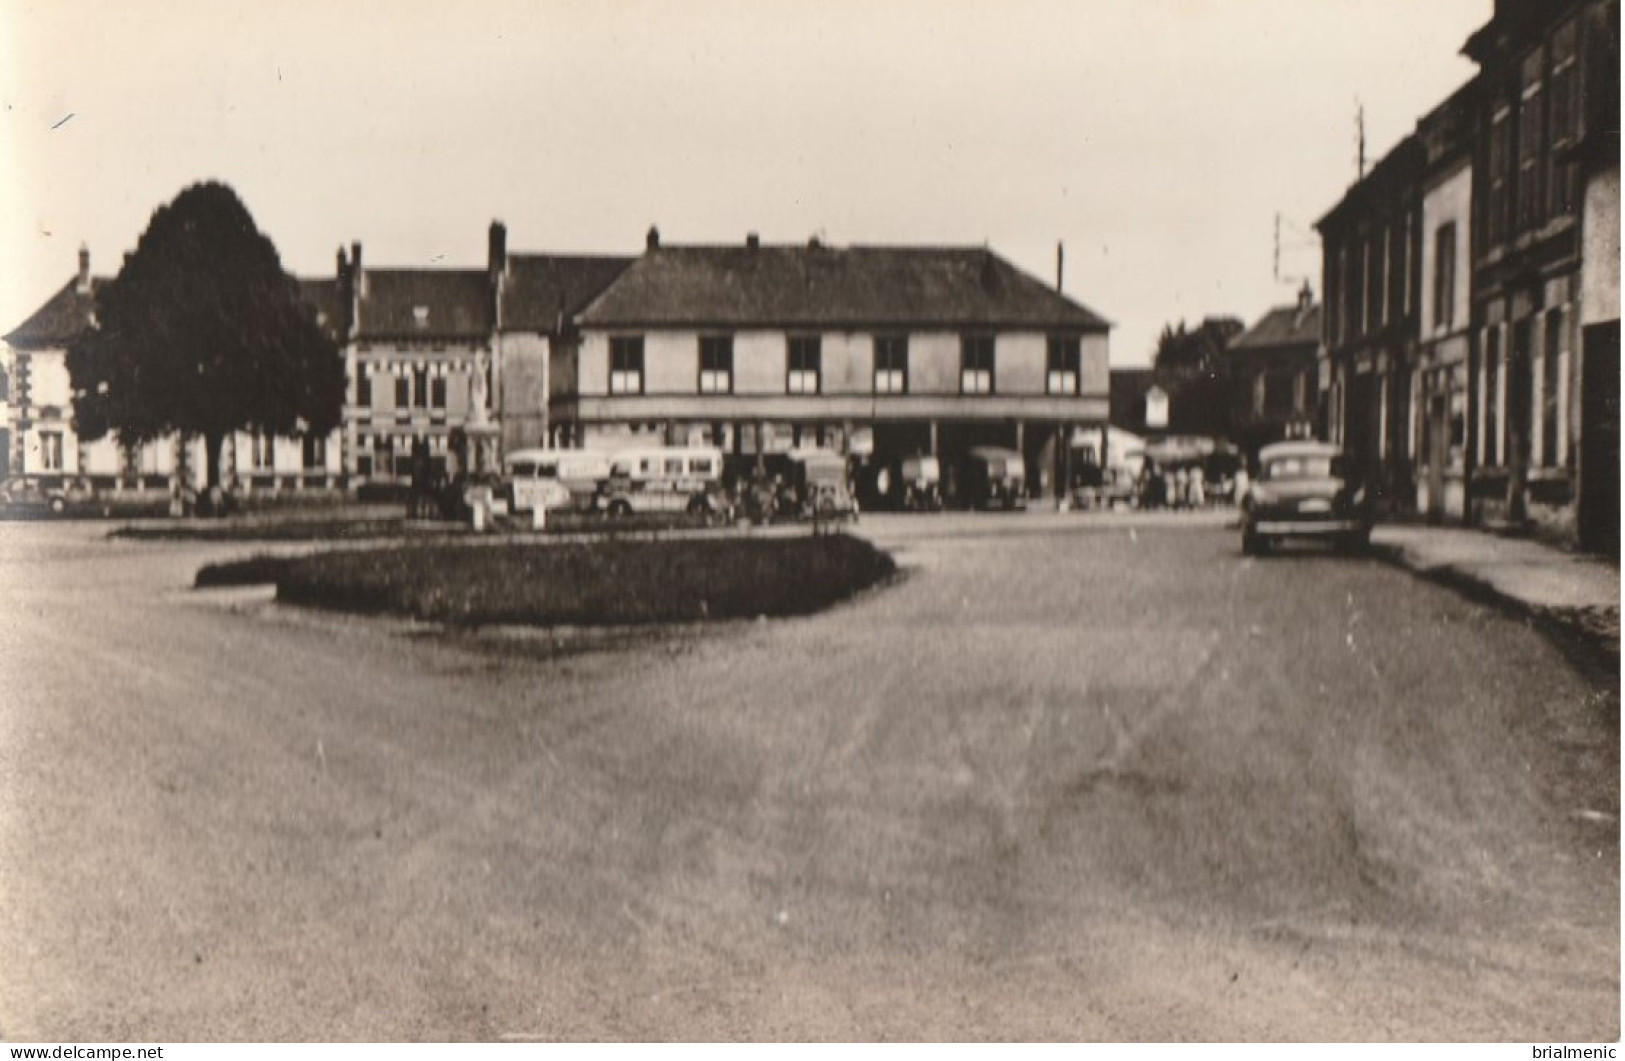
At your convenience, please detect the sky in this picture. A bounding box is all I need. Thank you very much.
[2,0,1488,367]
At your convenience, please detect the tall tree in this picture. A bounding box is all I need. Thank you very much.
[67,181,343,496]
[1151,316,1244,438]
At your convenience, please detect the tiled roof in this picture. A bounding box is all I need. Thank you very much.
[501,254,634,333]
[575,244,1111,331]
[296,277,347,343]
[7,274,351,349]
[356,269,493,340]
[4,277,105,348]
[1230,303,1322,353]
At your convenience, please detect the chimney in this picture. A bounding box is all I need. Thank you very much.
[1056,241,1065,293]
[488,220,508,279]
[335,246,354,336]
[646,225,661,250]
[351,240,366,298]
[1298,279,1314,311]
[77,244,91,293]
[746,232,760,249]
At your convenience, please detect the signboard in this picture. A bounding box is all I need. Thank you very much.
[1145,386,1169,430]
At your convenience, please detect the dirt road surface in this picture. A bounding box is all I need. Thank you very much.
[0,516,1615,1040]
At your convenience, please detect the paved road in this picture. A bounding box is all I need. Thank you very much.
[0,516,1616,1040]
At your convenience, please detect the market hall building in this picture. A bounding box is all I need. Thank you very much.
[558,229,1112,500]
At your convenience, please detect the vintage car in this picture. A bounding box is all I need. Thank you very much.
[783,448,858,522]
[960,446,1027,510]
[0,475,100,516]
[1240,441,1372,555]
[862,453,943,512]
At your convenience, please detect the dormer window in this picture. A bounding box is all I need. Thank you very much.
[413,305,430,328]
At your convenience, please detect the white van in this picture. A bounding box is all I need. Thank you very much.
[503,448,612,512]
[596,445,727,517]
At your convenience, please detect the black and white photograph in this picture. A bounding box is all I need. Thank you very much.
[0,0,1619,1046]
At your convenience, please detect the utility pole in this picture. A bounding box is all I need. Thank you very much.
[1355,99,1367,179]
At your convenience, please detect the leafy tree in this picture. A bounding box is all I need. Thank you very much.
[1151,316,1244,438]
[67,181,343,496]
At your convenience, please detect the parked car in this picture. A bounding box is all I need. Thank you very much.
[784,448,858,522]
[0,475,99,515]
[860,453,942,512]
[1240,441,1372,555]
[960,446,1027,510]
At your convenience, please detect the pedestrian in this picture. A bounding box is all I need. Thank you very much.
[1188,464,1206,508]
[1171,467,1187,510]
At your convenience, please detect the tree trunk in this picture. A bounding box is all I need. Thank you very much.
[204,431,224,491]
[203,431,225,517]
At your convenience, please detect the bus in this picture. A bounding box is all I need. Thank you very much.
[502,448,612,512]
[594,445,728,518]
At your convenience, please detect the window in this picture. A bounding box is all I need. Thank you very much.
[1543,310,1564,467]
[1332,247,1348,344]
[1433,223,1457,332]
[1517,48,1545,232]
[1548,19,1580,218]
[413,366,430,410]
[1484,327,1501,467]
[1264,370,1294,418]
[1389,217,1409,322]
[430,375,447,410]
[610,336,644,395]
[699,335,733,394]
[38,431,63,471]
[0,366,9,403]
[302,434,326,470]
[1046,336,1080,395]
[356,369,372,409]
[787,336,821,395]
[874,335,908,394]
[1348,242,1366,338]
[395,374,411,409]
[1364,232,1383,334]
[250,432,275,470]
[961,335,994,394]
[1488,106,1513,247]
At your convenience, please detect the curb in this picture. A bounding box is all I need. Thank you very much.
[1368,540,1620,671]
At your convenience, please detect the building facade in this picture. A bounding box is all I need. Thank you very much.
[559,231,1112,498]
[339,224,634,486]
[1463,0,1619,541]
[1226,284,1322,461]
[6,226,1114,502]
[1,247,345,495]
[1317,136,1426,515]
[1414,83,1478,524]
